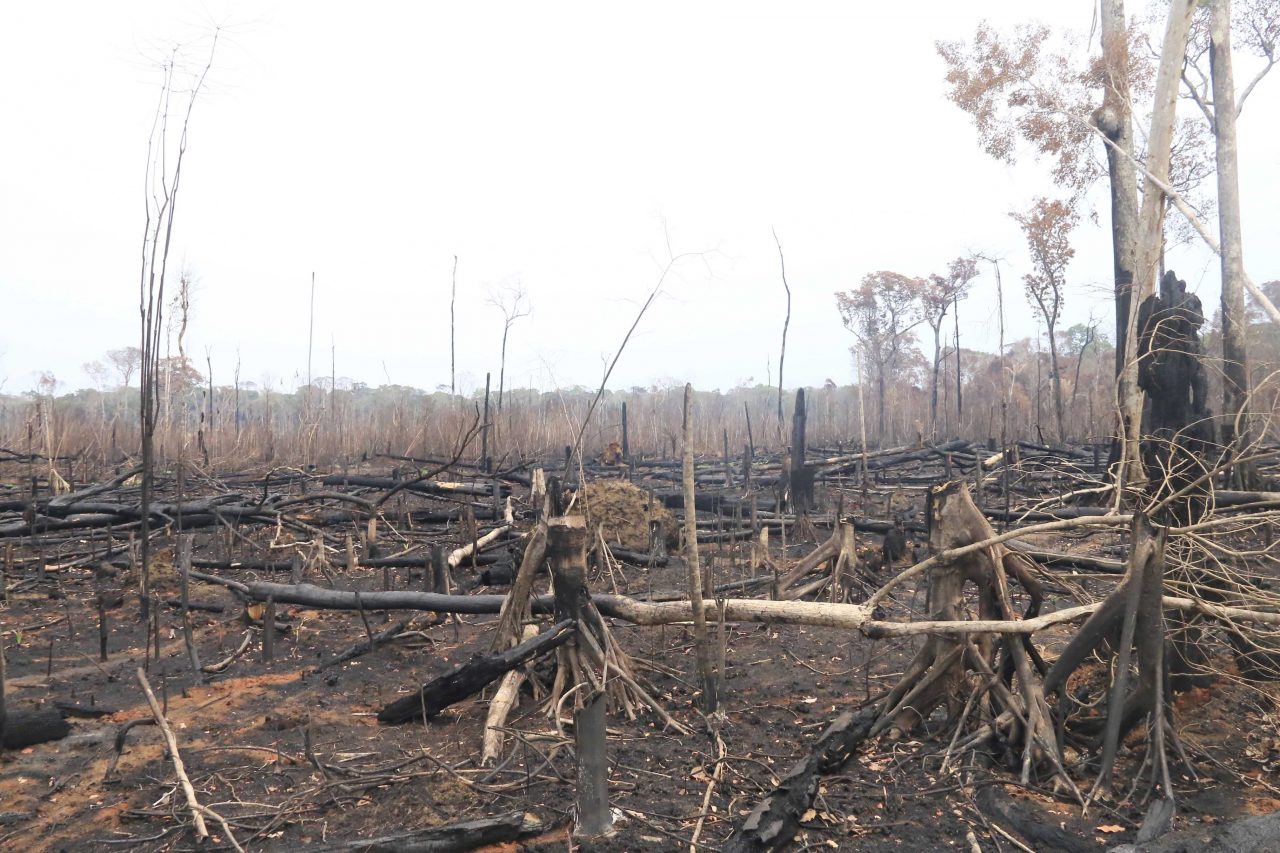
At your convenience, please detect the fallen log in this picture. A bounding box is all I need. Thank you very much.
[606,546,668,566]
[447,525,512,568]
[1015,439,1092,460]
[188,554,499,573]
[377,619,576,724]
[482,625,536,765]
[983,505,1114,523]
[3,709,72,748]
[234,574,1280,634]
[321,474,505,498]
[1006,540,1126,574]
[309,811,544,853]
[237,579,1101,633]
[725,705,879,852]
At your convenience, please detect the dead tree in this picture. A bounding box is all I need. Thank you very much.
[547,517,611,839]
[136,36,218,628]
[1137,270,1280,686]
[682,384,718,714]
[773,227,791,447]
[869,482,1067,787]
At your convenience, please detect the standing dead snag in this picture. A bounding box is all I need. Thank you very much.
[137,34,218,630]
[1136,270,1280,686]
[682,383,719,714]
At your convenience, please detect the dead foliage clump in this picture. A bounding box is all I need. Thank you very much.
[575,478,676,552]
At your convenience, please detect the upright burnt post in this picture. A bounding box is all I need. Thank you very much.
[620,401,629,461]
[481,372,492,473]
[547,516,612,839]
[790,388,814,513]
[1136,269,1221,688]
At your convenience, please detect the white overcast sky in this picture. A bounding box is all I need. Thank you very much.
[3,1,1278,396]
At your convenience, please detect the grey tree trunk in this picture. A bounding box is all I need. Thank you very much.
[682,384,718,713]
[876,373,886,441]
[1047,325,1066,443]
[953,294,963,424]
[1098,0,1141,471]
[1120,0,1198,489]
[1211,0,1255,488]
[930,324,942,439]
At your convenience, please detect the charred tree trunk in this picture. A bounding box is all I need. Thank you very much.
[547,516,613,839]
[377,620,575,724]
[790,388,813,514]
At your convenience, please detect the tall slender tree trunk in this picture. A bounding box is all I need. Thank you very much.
[876,372,886,443]
[450,255,458,396]
[773,230,791,447]
[498,325,509,413]
[1047,324,1066,443]
[1098,0,1141,471]
[953,294,963,424]
[682,384,717,713]
[1211,0,1255,488]
[930,325,942,438]
[1120,0,1198,490]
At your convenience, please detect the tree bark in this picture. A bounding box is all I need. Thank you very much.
[1047,322,1066,443]
[546,516,613,839]
[1211,0,1256,488]
[876,373,886,441]
[930,323,943,438]
[682,384,718,713]
[1119,0,1198,490]
[1097,0,1140,384]
[789,388,813,513]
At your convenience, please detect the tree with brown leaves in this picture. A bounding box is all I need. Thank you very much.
[836,272,923,444]
[1011,197,1077,443]
[922,257,978,439]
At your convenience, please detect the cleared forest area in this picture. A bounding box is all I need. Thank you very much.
[8,1,1280,851]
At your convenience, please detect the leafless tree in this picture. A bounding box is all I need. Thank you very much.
[773,228,792,447]
[488,284,530,413]
[136,33,218,627]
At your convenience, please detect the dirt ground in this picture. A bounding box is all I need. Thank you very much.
[2,470,1280,852]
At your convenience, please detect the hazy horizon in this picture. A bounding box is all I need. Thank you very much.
[4,1,1278,397]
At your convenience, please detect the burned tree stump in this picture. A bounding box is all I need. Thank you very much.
[1136,269,1214,526]
[547,517,612,840]
[1138,269,1280,686]
[870,481,1063,784]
